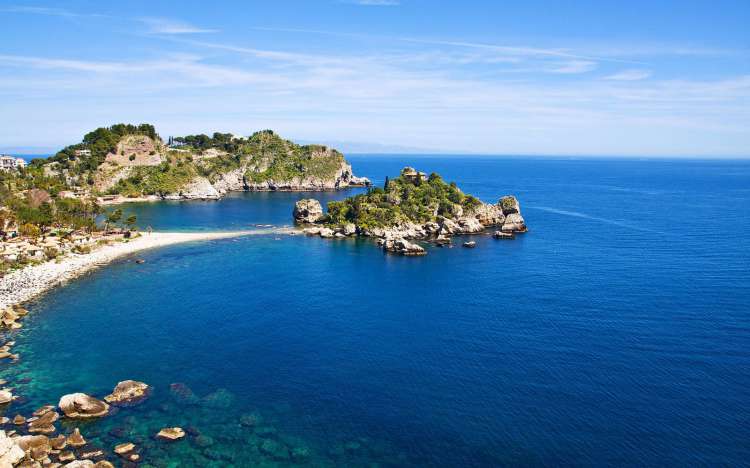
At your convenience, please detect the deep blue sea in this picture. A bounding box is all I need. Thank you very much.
[3,156,749,467]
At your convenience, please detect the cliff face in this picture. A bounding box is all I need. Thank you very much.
[210,160,366,194]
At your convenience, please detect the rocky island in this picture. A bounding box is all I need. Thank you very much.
[35,124,369,203]
[294,167,527,255]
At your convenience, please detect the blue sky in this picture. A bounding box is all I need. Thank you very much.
[1,0,748,156]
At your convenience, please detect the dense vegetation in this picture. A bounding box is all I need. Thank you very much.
[325,168,482,229]
[114,129,346,195]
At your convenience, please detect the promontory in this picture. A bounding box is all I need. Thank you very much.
[31,123,370,203]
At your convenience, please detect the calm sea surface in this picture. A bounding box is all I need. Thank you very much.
[3,156,749,467]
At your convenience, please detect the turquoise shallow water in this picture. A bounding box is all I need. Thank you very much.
[2,156,750,467]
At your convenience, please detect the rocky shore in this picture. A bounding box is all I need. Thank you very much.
[0,230,287,310]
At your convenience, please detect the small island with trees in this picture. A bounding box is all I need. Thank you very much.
[294,167,527,255]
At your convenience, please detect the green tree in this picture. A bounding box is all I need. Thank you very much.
[105,208,122,233]
[125,214,137,231]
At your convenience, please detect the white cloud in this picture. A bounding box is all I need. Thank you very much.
[139,17,218,34]
[605,69,653,81]
[0,5,108,18]
[550,60,598,74]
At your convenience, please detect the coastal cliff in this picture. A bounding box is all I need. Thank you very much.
[36,125,370,203]
[294,167,527,255]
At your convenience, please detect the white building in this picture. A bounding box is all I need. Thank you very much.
[74,149,92,157]
[0,155,25,171]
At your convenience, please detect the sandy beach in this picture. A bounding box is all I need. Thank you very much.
[0,229,294,309]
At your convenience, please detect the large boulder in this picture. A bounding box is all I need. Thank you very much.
[456,217,484,233]
[0,389,13,405]
[380,237,426,256]
[104,380,151,405]
[58,393,109,418]
[293,199,324,224]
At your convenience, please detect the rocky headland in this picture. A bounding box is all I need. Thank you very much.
[294,167,527,255]
[36,125,370,204]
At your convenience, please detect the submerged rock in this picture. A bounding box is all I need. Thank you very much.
[293,199,324,224]
[104,381,150,406]
[58,393,109,418]
[169,383,199,405]
[260,439,290,460]
[201,388,235,409]
[239,412,262,427]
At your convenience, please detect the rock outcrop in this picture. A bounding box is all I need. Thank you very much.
[58,393,109,418]
[104,380,150,405]
[378,237,426,256]
[0,431,24,467]
[156,427,185,441]
[293,199,324,224]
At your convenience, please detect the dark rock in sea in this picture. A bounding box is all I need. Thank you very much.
[239,412,262,427]
[255,426,278,438]
[260,438,290,460]
[201,388,235,408]
[194,434,215,448]
[169,383,199,405]
[135,259,145,264]
[108,427,126,439]
[291,445,311,461]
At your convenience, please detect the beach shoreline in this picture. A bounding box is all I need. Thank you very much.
[0,229,294,309]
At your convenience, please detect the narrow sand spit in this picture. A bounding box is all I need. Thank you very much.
[0,228,296,309]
